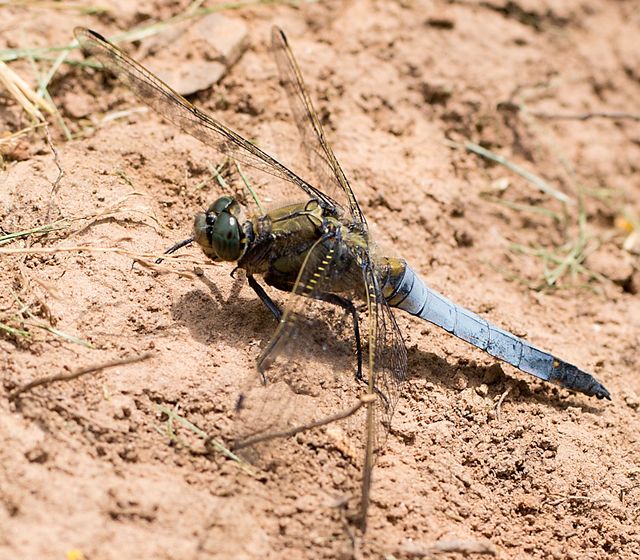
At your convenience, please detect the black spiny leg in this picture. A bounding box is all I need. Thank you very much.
[318,295,391,406]
[247,275,282,322]
[316,294,363,383]
[155,236,195,264]
[247,275,363,388]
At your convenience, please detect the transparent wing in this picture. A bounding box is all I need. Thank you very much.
[74,27,338,212]
[363,261,407,431]
[256,233,338,374]
[232,231,370,472]
[271,26,367,227]
[241,231,407,526]
[359,260,407,526]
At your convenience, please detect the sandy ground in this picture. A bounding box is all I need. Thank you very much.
[1,1,639,558]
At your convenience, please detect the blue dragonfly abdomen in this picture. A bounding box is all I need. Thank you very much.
[384,260,610,400]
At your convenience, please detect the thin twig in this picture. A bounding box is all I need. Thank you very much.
[530,110,640,122]
[495,386,512,422]
[400,538,496,557]
[45,124,64,194]
[0,244,208,265]
[546,494,611,507]
[233,394,376,450]
[8,352,153,400]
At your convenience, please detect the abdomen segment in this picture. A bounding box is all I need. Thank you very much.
[384,260,610,400]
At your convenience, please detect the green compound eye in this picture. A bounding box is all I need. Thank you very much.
[210,211,242,261]
[208,196,240,216]
[195,197,244,262]
[193,212,217,260]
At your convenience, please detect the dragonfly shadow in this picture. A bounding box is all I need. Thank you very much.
[171,276,604,414]
[170,287,274,346]
[171,275,362,377]
[406,346,606,413]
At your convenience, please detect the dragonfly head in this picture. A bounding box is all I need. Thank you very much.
[194,196,245,262]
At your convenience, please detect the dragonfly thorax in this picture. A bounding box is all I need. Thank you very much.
[194,196,247,262]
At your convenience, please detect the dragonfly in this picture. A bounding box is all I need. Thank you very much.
[76,26,611,529]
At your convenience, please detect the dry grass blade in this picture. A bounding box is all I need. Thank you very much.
[8,352,153,400]
[0,321,30,338]
[508,201,612,288]
[0,219,68,246]
[479,192,564,223]
[494,386,512,422]
[0,60,55,120]
[0,0,308,66]
[0,62,44,121]
[0,243,207,281]
[0,1,107,11]
[7,289,93,348]
[1,193,163,247]
[156,405,255,475]
[0,122,46,145]
[73,191,164,235]
[101,106,148,124]
[445,139,573,205]
[235,160,265,214]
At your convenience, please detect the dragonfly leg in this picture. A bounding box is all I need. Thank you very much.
[320,294,390,406]
[315,294,363,382]
[247,275,282,322]
[155,236,195,264]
